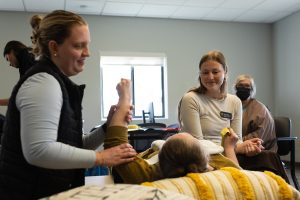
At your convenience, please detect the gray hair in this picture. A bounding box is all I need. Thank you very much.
[234,74,256,98]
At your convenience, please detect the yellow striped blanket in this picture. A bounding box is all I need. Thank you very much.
[142,167,300,200]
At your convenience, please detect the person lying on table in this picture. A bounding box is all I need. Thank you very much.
[104,78,240,184]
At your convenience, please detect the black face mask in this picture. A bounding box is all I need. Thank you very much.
[236,87,251,101]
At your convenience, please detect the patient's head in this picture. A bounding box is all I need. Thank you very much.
[158,133,209,178]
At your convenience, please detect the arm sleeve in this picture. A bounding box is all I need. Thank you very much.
[245,119,264,139]
[244,102,277,148]
[179,93,204,139]
[16,73,96,169]
[82,126,106,150]
[105,126,161,184]
[230,97,243,142]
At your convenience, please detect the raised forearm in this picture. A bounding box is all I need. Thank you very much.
[224,147,239,166]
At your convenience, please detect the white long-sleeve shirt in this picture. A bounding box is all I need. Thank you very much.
[16,72,104,169]
[179,91,243,145]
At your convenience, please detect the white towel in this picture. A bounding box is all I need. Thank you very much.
[145,139,223,165]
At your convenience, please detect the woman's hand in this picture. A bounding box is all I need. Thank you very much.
[95,143,137,167]
[106,104,133,126]
[236,138,264,156]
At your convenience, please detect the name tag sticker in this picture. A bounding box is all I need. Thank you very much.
[220,111,232,119]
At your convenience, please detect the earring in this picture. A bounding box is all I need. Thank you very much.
[53,53,57,57]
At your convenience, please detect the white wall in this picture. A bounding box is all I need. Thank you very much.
[273,11,300,161]
[0,11,273,134]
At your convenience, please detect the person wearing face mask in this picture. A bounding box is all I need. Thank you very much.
[234,74,277,152]
[233,74,289,183]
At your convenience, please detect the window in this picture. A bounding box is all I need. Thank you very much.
[100,52,168,120]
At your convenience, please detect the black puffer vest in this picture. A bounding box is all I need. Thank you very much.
[0,58,85,199]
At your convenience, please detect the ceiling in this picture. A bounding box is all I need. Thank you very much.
[1,0,300,23]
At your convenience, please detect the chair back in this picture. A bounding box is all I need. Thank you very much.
[274,116,291,137]
[273,116,299,189]
[274,116,291,155]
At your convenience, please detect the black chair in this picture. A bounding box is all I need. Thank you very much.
[274,116,299,190]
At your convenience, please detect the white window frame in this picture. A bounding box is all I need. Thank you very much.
[100,51,168,121]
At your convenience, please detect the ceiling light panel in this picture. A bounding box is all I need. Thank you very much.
[103,2,143,16]
[171,6,213,19]
[66,0,105,15]
[23,0,64,12]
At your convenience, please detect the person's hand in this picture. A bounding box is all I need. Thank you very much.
[106,104,134,126]
[245,138,265,156]
[222,128,240,165]
[126,105,133,122]
[223,128,238,150]
[116,78,131,101]
[106,105,117,126]
[96,143,137,167]
[238,138,264,156]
